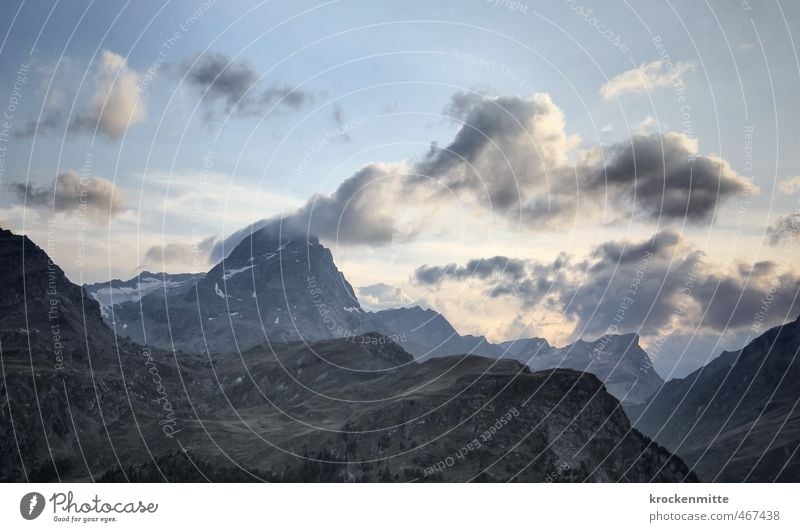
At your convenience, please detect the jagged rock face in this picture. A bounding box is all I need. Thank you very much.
[631,316,800,482]
[110,226,364,354]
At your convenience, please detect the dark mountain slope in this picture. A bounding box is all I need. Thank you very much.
[104,334,692,482]
[632,315,800,481]
[0,229,193,481]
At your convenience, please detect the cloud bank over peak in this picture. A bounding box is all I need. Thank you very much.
[210,91,754,261]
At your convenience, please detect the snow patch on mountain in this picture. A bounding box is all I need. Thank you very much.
[222,264,255,280]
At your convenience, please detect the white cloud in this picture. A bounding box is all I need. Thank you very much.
[778,175,800,195]
[357,283,415,310]
[632,115,657,133]
[601,60,695,99]
[87,51,146,138]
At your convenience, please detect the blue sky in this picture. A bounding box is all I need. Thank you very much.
[2,0,799,376]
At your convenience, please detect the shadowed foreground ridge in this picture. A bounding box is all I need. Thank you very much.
[631,315,800,482]
[0,228,692,482]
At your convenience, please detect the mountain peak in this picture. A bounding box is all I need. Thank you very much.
[110,223,363,353]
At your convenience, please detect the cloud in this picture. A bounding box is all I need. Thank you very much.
[209,161,434,261]
[766,213,800,246]
[183,52,312,118]
[600,59,695,98]
[414,256,529,286]
[584,132,756,221]
[417,93,579,211]
[213,92,751,256]
[777,175,800,195]
[329,105,352,142]
[142,235,219,271]
[87,51,146,138]
[591,229,680,265]
[11,171,125,222]
[357,283,414,310]
[632,115,657,133]
[16,51,145,139]
[418,93,751,223]
[414,230,800,340]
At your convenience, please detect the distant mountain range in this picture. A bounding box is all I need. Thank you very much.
[87,224,663,405]
[0,227,692,482]
[4,224,799,481]
[364,306,662,405]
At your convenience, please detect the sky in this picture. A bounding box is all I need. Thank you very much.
[1,0,799,377]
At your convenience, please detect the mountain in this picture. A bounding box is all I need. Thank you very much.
[100,333,693,482]
[85,224,663,408]
[528,334,664,406]
[496,336,552,361]
[1,229,695,482]
[0,228,190,481]
[631,315,800,481]
[85,271,204,319]
[364,306,502,358]
[109,224,365,354]
[365,306,661,405]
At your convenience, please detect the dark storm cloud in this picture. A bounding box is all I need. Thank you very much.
[413,93,752,227]
[587,133,755,221]
[695,266,800,331]
[415,253,569,311]
[11,172,125,222]
[183,53,312,117]
[414,256,529,285]
[415,93,573,211]
[766,213,800,246]
[413,230,800,339]
[591,230,680,267]
[186,52,257,110]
